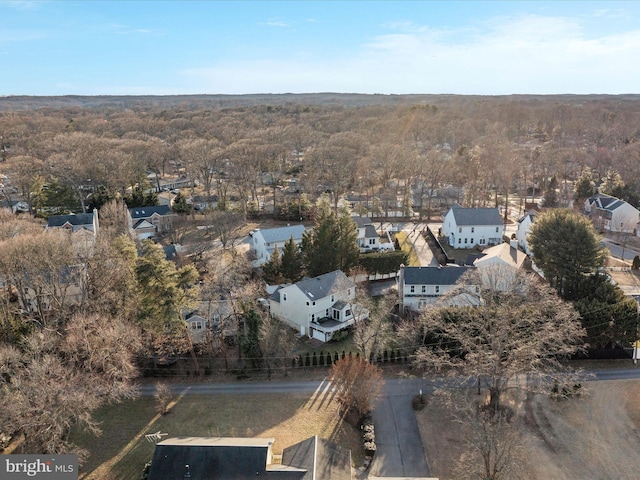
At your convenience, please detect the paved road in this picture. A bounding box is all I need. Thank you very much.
[370,392,430,478]
[602,238,640,262]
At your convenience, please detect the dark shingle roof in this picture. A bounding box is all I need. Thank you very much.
[450,205,502,226]
[402,266,475,285]
[47,213,94,227]
[128,205,171,219]
[282,435,352,480]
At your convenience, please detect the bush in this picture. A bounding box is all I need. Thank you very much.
[364,440,377,455]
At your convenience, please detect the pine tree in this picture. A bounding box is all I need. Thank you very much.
[281,236,303,283]
[262,245,284,284]
[543,175,559,208]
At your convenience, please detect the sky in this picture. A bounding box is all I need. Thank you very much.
[2,0,640,96]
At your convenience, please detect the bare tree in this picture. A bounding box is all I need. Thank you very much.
[330,356,384,421]
[403,269,586,414]
[0,312,139,458]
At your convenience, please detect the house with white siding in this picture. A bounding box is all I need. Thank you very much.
[268,270,367,342]
[442,204,503,249]
[516,210,538,255]
[398,265,480,315]
[249,225,306,266]
[585,193,639,233]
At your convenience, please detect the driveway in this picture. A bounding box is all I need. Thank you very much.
[369,386,431,478]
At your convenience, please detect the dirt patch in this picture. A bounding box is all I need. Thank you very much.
[417,380,640,480]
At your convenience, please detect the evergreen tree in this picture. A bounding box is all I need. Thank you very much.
[573,167,596,202]
[599,169,625,196]
[134,240,200,361]
[301,206,360,277]
[281,236,303,283]
[543,175,559,207]
[262,245,285,285]
[529,209,607,299]
[171,191,191,214]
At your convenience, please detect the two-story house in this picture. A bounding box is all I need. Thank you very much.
[249,225,306,267]
[353,216,380,250]
[269,270,367,342]
[46,209,99,236]
[585,193,639,233]
[398,265,479,315]
[442,204,503,249]
[127,205,176,240]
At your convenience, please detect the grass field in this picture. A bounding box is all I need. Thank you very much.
[74,385,362,480]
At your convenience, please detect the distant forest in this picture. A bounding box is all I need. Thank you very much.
[1,93,639,217]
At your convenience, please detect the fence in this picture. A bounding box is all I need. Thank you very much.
[138,348,413,378]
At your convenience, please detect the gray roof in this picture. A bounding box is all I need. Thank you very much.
[259,225,306,244]
[296,270,354,301]
[588,193,632,212]
[282,436,352,480]
[47,212,94,227]
[352,216,373,228]
[450,204,502,226]
[402,266,475,285]
[517,210,538,224]
[128,205,172,219]
[364,224,378,238]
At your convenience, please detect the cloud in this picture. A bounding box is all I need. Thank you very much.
[181,13,640,95]
[262,19,290,28]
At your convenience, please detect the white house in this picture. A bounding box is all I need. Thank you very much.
[268,270,367,342]
[442,204,503,249]
[398,265,480,315]
[353,216,380,250]
[584,193,639,233]
[249,225,306,266]
[516,210,538,255]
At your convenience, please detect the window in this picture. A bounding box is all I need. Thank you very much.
[458,227,462,233]
[191,321,203,330]
[312,301,316,306]
[465,238,468,244]
[311,314,315,321]
[410,285,415,293]
[331,295,334,302]
[422,285,426,293]
[496,227,499,233]
[458,238,461,244]
[480,239,485,245]
[306,301,309,306]
[470,238,474,244]
[283,293,287,301]
[369,238,375,245]
[326,309,329,316]
[471,227,474,233]
[345,309,351,317]
[435,285,440,293]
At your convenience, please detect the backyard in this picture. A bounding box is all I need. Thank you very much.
[75,387,362,480]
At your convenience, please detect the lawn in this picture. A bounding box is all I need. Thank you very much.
[75,386,362,480]
[394,231,420,266]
